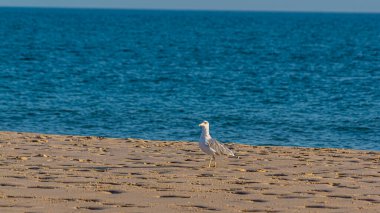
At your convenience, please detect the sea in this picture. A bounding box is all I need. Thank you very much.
[0,8,379,150]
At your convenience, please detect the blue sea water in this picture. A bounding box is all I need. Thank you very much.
[0,8,379,150]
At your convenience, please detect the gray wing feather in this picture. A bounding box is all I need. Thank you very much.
[207,138,235,156]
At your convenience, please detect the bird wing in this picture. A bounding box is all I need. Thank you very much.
[206,138,235,156]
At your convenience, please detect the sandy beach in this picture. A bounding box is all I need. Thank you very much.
[0,131,379,212]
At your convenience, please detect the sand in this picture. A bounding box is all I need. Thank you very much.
[0,131,379,212]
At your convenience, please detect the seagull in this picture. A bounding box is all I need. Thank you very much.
[198,121,235,167]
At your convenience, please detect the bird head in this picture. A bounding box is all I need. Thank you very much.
[198,121,209,128]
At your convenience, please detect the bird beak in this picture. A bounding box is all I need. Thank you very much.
[198,123,203,127]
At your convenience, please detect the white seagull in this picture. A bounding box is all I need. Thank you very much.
[198,121,235,167]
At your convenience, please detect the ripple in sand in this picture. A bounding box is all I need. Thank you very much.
[305,205,339,209]
[4,175,27,179]
[278,195,312,199]
[358,198,380,203]
[328,195,353,199]
[180,205,219,211]
[0,183,23,187]
[159,195,191,198]
[76,206,106,210]
[249,199,268,203]
[103,190,124,194]
[197,173,214,177]
[241,209,279,213]
[312,189,332,193]
[232,191,250,195]
[28,185,57,189]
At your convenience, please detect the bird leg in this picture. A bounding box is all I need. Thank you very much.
[208,155,216,168]
[208,156,213,168]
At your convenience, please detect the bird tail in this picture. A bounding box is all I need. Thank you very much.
[225,147,235,157]
[227,148,240,159]
[220,145,235,156]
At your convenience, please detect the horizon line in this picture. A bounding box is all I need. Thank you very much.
[1,6,380,15]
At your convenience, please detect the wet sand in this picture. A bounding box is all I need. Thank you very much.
[0,131,379,212]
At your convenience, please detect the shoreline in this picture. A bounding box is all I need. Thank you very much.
[0,131,379,212]
[1,130,378,152]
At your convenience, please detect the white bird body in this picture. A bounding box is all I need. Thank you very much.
[199,131,215,155]
[198,121,235,167]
